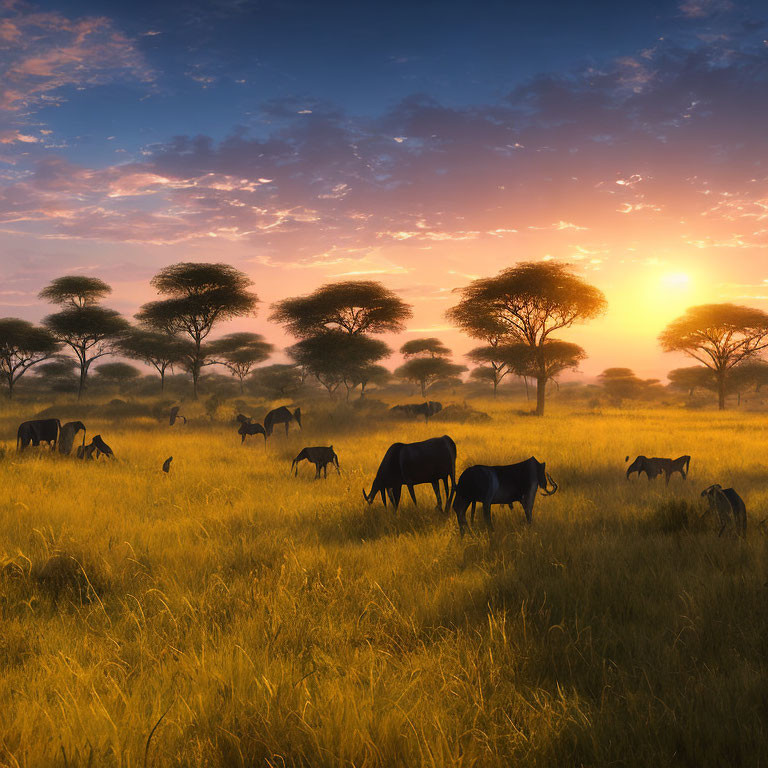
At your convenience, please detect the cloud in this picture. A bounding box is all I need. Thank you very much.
[0,3,152,149]
[0,13,766,290]
[679,0,733,19]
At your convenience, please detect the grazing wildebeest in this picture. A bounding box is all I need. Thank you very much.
[169,406,186,426]
[626,455,690,484]
[162,456,173,473]
[701,484,747,537]
[452,457,558,536]
[291,446,340,478]
[17,418,61,451]
[58,421,86,455]
[363,435,457,511]
[238,421,267,444]
[264,406,301,436]
[389,401,443,422]
[77,434,114,460]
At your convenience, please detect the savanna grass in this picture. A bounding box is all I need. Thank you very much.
[0,398,766,767]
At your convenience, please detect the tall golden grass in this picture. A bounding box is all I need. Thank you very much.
[0,398,766,766]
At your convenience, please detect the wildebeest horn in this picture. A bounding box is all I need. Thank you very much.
[362,487,372,503]
[541,472,558,495]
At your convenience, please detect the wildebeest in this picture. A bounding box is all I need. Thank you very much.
[363,435,457,511]
[17,418,60,451]
[169,406,186,426]
[238,421,267,444]
[77,434,114,460]
[626,455,690,484]
[291,446,340,478]
[390,401,443,422]
[57,421,86,455]
[701,484,747,537]
[452,457,558,536]
[162,456,173,473]
[264,406,302,436]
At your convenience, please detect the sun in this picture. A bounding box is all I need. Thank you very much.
[660,272,692,288]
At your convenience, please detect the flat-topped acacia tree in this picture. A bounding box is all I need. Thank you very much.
[271,280,411,397]
[0,319,60,399]
[119,329,189,392]
[136,263,259,399]
[270,280,412,337]
[660,303,768,410]
[448,262,606,414]
[207,332,273,393]
[39,276,129,400]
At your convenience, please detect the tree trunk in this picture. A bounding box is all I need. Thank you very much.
[523,377,529,400]
[6,377,14,399]
[492,377,498,397]
[717,370,726,410]
[160,369,165,392]
[420,380,426,398]
[77,364,87,401]
[535,375,547,416]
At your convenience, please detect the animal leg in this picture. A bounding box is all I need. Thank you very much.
[442,477,450,512]
[284,422,289,436]
[470,501,476,523]
[407,484,418,506]
[455,503,469,537]
[431,481,442,510]
[314,463,321,479]
[482,501,494,533]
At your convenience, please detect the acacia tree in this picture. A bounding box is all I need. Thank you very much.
[400,337,451,359]
[136,263,259,399]
[660,304,768,410]
[40,277,129,400]
[270,280,412,336]
[94,362,142,392]
[288,332,391,399]
[447,298,510,395]
[39,276,111,308]
[272,280,410,398]
[667,366,715,399]
[395,357,467,397]
[248,364,303,399]
[357,364,392,397]
[119,329,188,391]
[34,356,79,394]
[207,332,273,393]
[448,262,605,414]
[396,337,466,396]
[0,319,60,398]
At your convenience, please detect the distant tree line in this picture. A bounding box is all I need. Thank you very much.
[3,259,767,412]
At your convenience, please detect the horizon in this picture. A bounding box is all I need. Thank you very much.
[1,0,767,379]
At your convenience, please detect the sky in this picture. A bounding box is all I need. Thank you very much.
[1,0,767,379]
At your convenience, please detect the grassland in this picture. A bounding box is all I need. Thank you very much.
[1,397,767,767]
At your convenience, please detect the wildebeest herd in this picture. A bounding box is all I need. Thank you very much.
[13,406,748,538]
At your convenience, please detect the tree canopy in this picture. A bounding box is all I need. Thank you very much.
[42,304,129,399]
[207,332,273,392]
[395,357,468,398]
[400,337,451,359]
[119,329,188,391]
[38,276,112,308]
[248,364,303,399]
[270,280,412,337]
[0,318,60,398]
[660,303,768,409]
[288,331,391,398]
[449,262,605,412]
[136,263,259,398]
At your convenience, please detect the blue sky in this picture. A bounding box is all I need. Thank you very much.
[1,0,767,375]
